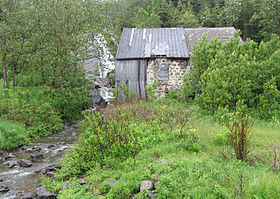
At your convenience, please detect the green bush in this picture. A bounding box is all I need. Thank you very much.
[165,88,181,100]
[46,87,92,121]
[57,107,162,179]
[188,34,280,120]
[112,83,137,103]
[213,132,228,146]
[0,120,28,150]
[168,129,202,152]
[145,81,158,100]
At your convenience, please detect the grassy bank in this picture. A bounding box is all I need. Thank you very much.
[43,99,280,198]
[0,79,92,150]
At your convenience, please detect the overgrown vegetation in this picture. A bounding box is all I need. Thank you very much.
[101,0,280,55]
[185,34,280,121]
[0,120,28,150]
[43,100,280,198]
[0,0,96,149]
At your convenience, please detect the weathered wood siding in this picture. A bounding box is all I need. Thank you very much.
[115,59,147,99]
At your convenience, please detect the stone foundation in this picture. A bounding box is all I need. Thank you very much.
[147,58,189,98]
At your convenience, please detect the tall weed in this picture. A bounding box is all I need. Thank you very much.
[0,120,28,150]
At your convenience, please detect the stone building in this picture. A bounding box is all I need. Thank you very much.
[115,27,237,98]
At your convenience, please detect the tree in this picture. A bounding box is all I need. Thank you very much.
[0,0,20,88]
[132,7,162,28]
[191,34,280,120]
[258,0,280,40]
[172,1,199,28]
[151,0,174,27]
[186,35,222,95]
[221,0,262,41]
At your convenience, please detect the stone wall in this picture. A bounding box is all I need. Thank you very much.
[147,58,189,98]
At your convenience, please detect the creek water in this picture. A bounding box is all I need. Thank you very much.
[0,122,80,199]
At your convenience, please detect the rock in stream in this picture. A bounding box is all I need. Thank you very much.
[0,122,80,199]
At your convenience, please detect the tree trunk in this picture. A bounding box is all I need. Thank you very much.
[2,51,8,88]
[2,14,8,89]
[12,61,16,88]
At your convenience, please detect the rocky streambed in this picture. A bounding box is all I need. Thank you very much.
[0,122,80,199]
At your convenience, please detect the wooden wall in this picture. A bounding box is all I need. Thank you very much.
[115,59,147,99]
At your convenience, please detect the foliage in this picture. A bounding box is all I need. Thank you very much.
[112,83,137,103]
[187,34,280,120]
[165,88,181,100]
[171,2,199,28]
[187,35,223,95]
[55,100,195,179]
[56,105,164,179]
[167,129,202,152]
[0,0,97,146]
[0,120,28,150]
[213,130,228,146]
[132,7,162,28]
[0,87,64,139]
[42,100,280,198]
[217,102,253,160]
[145,80,159,100]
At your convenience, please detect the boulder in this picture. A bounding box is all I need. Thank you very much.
[27,146,42,153]
[78,179,88,185]
[5,153,15,160]
[18,159,32,167]
[58,146,69,152]
[31,154,44,162]
[95,77,111,88]
[35,164,61,175]
[21,145,28,151]
[33,187,56,199]
[47,144,55,149]
[45,172,55,178]
[22,192,33,199]
[3,160,18,168]
[72,123,79,129]
[0,185,9,192]
[140,181,154,192]
[92,89,102,104]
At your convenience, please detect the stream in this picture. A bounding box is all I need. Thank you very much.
[0,122,80,199]
[0,33,114,199]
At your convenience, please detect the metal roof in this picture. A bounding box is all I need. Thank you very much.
[116,27,190,59]
[184,27,238,53]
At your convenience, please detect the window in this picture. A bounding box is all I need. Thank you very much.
[158,63,169,81]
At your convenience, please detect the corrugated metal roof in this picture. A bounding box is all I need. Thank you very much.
[116,27,190,59]
[184,27,238,53]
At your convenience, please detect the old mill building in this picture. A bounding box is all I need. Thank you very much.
[115,27,237,98]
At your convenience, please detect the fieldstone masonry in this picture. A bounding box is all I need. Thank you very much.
[147,58,189,98]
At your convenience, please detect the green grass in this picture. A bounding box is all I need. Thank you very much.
[0,120,28,150]
[43,99,280,199]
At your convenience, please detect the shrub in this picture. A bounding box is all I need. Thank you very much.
[168,129,202,152]
[217,102,253,161]
[3,100,63,139]
[112,82,137,103]
[213,133,228,146]
[165,88,180,100]
[194,35,280,120]
[57,107,162,179]
[145,81,158,100]
[0,120,28,150]
[46,87,92,121]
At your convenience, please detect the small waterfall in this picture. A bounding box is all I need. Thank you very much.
[94,34,115,78]
[83,34,115,105]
